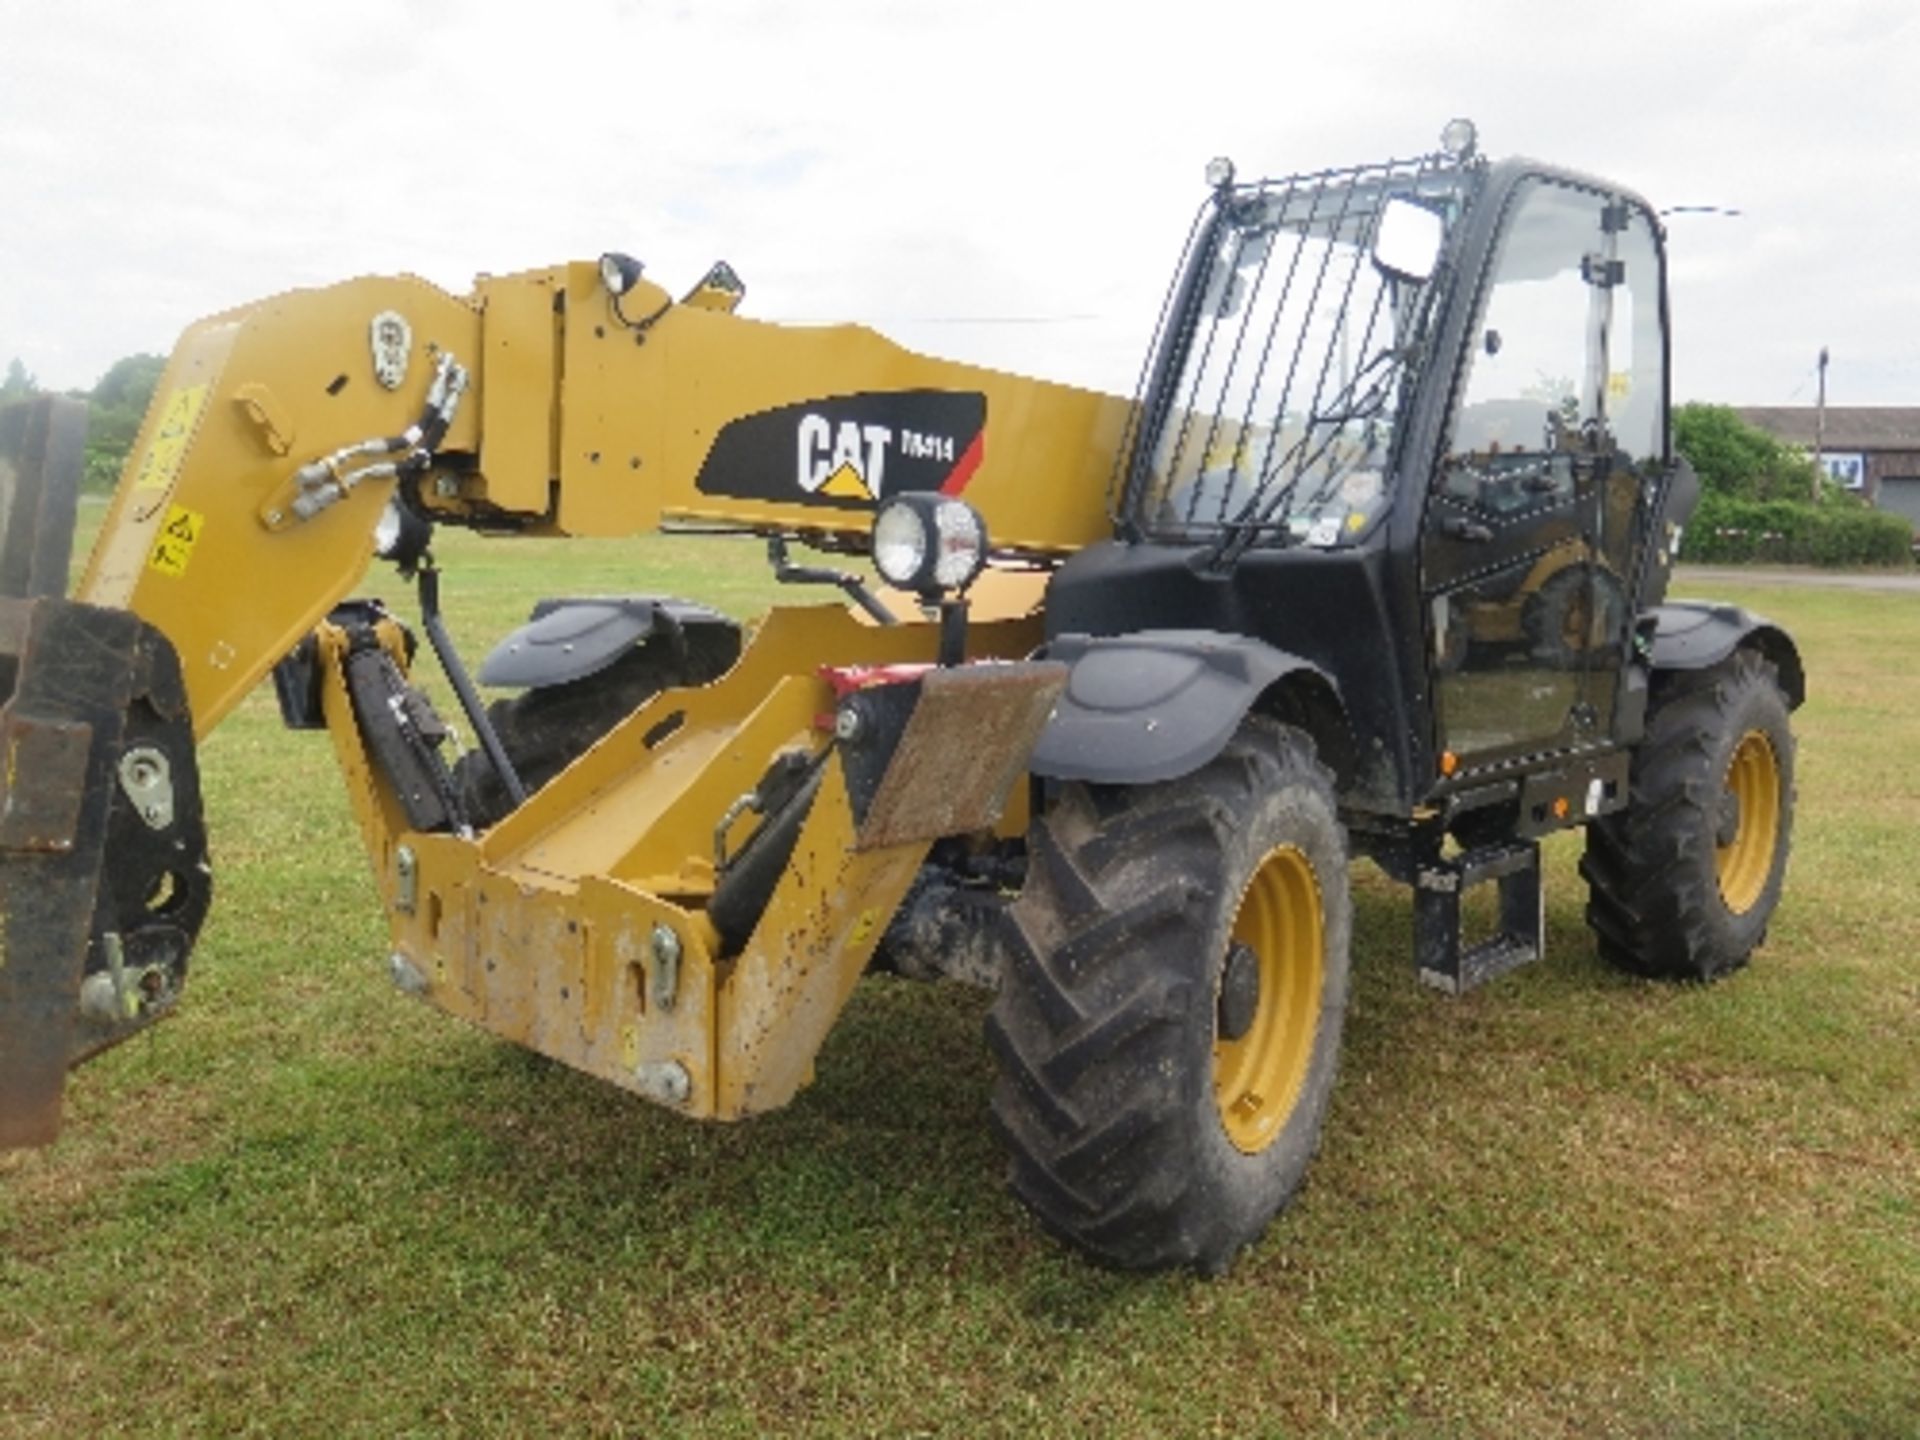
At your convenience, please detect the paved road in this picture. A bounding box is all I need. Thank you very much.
[1674,565,1920,594]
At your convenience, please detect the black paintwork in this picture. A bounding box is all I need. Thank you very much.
[344,637,466,833]
[1042,550,1402,805]
[695,390,985,509]
[271,599,405,730]
[1041,155,1802,827]
[708,756,828,955]
[480,596,738,690]
[835,680,924,828]
[1647,602,1804,706]
[1412,839,1543,993]
[1029,627,1332,786]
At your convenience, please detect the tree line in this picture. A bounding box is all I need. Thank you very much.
[1673,403,1911,566]
[4,356,1913,564]
[3,352,168,491]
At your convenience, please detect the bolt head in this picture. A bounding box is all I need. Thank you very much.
[650,923,681,965]
[638,1059,691,1105]
[389,951,428,995]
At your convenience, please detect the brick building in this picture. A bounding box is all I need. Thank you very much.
[1736,407,1920,527]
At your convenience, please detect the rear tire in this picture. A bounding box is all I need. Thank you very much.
[1581,648,1795,980]
[454,629,736,826]
[986,719,1351,1273]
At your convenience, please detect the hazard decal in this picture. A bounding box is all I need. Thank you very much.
[695,391,986,508]
[131,384,210,493]
[147,503,206,578]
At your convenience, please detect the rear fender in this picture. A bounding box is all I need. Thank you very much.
[478,596,740,690]
[1645,602,1804,707]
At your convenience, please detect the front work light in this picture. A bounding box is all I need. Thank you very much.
[1440,118,1478,160]
[871,492,988,598]
[599,251,645,297]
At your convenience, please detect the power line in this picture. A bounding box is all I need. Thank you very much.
[768,314,1105,327]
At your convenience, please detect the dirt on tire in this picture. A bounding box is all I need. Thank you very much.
[1581,648,1796,980]
[987,718,1351,1273]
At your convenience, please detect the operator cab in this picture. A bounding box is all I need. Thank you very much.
[1047,123,1682,821]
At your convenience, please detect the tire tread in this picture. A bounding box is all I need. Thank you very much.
[1581,649,1795,980]
[989,720,1348,1271]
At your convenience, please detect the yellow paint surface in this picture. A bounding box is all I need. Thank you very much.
[130,384,209,493]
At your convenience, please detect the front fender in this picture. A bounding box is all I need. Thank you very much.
[1028,630,1334,784]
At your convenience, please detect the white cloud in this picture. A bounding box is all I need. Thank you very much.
[2,0,1915,402]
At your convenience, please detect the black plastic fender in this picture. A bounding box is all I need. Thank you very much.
[1646,601,1805,707]
[1029,630,1337,784]
[478,596,738,690]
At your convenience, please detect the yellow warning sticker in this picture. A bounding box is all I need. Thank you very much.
[148,503,205,578]
[131,384,209,493]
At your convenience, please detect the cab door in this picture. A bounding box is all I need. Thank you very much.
[1419,176,1665,771]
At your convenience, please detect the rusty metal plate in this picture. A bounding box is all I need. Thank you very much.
[853,660,1066,851]
[0,597,151,1148]
[0,715,92,851]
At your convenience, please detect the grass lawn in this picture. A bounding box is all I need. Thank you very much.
[3,534,1916,1437]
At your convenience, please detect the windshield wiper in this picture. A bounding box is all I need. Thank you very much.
[1208,347,1400,566]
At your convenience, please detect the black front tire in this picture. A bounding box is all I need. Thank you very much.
[986,719,1351,1273]
[1581,648,1795,980]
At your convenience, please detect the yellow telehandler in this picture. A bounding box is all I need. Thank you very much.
[0,125,1800,1271]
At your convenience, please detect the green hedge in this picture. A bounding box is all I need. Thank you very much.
[1673,403,1825,503]
[1681,493,1915,567]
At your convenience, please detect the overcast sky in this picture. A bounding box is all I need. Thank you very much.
[3,0,1916,409]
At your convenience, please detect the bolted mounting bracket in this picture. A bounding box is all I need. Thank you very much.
[116,746,175,831]
[394,844,418,914]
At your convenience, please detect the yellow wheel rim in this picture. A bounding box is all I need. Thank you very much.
[1213,843,1324,1155]
[1716,729,1781,916]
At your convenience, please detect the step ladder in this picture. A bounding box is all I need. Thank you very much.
[1413,840,1544,994]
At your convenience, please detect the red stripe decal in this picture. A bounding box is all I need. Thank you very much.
[940,432,984,495]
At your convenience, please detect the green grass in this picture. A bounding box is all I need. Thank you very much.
[4,540,1917,1437]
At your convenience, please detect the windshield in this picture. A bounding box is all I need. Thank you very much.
[1123,156,1471,556]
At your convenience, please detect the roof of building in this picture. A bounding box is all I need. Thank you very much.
[1736,407,1920,451]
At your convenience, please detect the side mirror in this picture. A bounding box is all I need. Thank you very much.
[1372,197,1444,284]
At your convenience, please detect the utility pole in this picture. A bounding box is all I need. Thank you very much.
[1812,347,1829,502]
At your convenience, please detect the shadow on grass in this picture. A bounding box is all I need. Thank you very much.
[265,879,1465,1301]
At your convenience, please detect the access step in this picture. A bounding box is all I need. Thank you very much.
[1413,839,1544,994]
